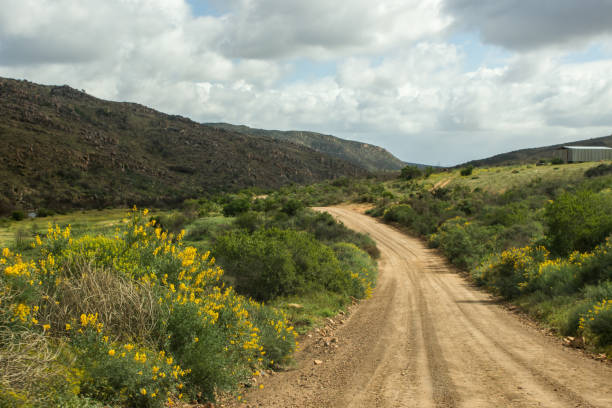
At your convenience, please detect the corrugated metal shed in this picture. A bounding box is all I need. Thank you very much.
[554,146,612,162]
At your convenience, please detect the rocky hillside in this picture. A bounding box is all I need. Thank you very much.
[0,77,367,213]
[464,134,612,167]
[206,123,408,172]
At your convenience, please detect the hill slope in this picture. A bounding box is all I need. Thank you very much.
[0,77,367,213]
[206,123,408,172]
[465,134,612,167]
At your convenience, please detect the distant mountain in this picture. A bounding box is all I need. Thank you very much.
[206,123,409,172]
[464,134,612,167]
[0,77,367,214]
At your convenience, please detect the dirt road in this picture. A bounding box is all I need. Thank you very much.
[227,206,612,408]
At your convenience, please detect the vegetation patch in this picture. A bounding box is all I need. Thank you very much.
[0,209,298,406]
[366,163,612,356]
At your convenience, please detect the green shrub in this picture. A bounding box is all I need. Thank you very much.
[273,209,380,259]
[429,218,500,270]
[383,204,416,225]
[11,211,25,221]
[483,202,529,227]
[36,208,55,217]
[498,221,544,250]
[150,211,195,235]
[165,300,237,400]
[544,190,612,256]
[222,197,251,217]
[281,199,303,216]
[184,223,210,241]
[234,211,264,232]
[400,165,422,180]
[423,166,436,178]
[532,260,580,297]
[585,163,612,178]
[11,228,32,252]
[580,299,612,347]
[214,228,365,302]
[550,157,564,165]
[583,281,612,302]
[460,165,474,176]
[194,199,223,217]
[1,209,299,405]
[365,206,385,218]
[332,242,377,299]
[560,300,593,336]
[70,326,178,408]
[246,302,297,367]
[572,241,612,287]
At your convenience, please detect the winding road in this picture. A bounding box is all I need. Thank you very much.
[226,206,612,408]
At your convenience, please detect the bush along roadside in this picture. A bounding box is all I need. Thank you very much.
[180,194,379,334]
[0,208,298,407]
[368,173,612,357]
[212,204,378,332]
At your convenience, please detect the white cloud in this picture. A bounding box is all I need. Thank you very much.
[444,0,612,51]
[213,0,450,59]
[1,0,612,166]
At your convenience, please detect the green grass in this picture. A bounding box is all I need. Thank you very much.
[271,291,350,334]
[182,215,234,250]
[415,162,608,194]
[180,209,377,336]
[366,160,612,355]
[0,209,130,247]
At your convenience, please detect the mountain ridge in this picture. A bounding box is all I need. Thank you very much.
[463,134,612,167]
[205,123,411,172]
[0,77,368,214]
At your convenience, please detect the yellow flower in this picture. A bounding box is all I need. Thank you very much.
[42,324,50,331]
[65,323,71,331]
[140,388,147,395]
[108,349,116,356]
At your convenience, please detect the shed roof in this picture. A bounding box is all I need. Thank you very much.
[559,146,612,150]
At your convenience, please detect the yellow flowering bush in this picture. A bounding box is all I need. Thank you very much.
[0,247,43,331]
[1,208,298,406]
[579,299,612,347]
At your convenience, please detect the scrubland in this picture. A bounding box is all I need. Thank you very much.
[0,194,377,406]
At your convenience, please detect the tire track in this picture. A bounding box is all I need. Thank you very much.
[223,206,612,408]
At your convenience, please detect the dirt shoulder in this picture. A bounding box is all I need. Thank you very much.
[221,206,612,408]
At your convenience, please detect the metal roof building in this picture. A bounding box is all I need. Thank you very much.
[554,146,612,163]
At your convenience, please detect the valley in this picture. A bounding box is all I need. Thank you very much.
[223,206,612,408]
[1,77,612,408]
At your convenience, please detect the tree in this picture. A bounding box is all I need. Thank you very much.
[544,190,612,256]
[460,165,474,176]
[400,165,422,180]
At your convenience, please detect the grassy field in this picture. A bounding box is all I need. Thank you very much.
[369,160,612,356]
[0,195,379,406]
[417,161,607,193]
[0,208,130,247]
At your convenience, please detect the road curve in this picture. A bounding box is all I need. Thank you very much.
[226,206,612,408]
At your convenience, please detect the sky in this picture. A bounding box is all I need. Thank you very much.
[2,1,612,166]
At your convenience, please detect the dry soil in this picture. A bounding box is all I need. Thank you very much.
[224,206,612,408]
